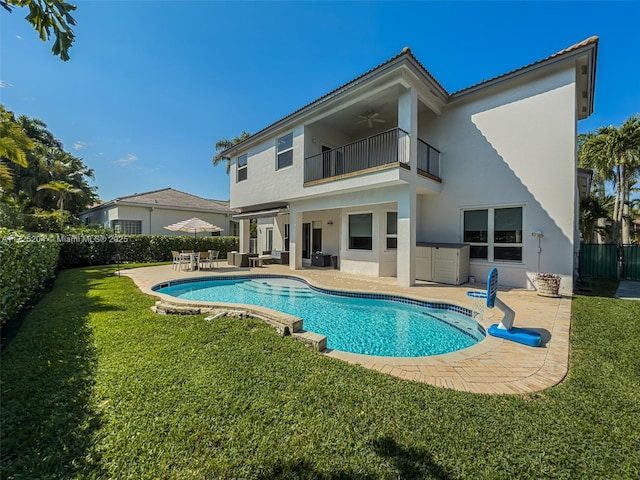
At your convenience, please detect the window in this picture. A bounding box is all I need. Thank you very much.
[464,210,488,259]
[386,211,397,249]
[111,220,142,235]
[284,223,290,251]
[266,228,273,252]
[237,153,247,182]
[229,221,239,237]
[349,213,372,250]
[463,207,523,262]
[494,207,523,261]
[277,133,293,170]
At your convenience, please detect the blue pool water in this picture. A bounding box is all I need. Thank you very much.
[154,276,484,357]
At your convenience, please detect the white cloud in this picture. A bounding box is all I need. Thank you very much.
[16,35,23,40]
[73,141,90,150]
[113,153,138,166]
[0,80,13,88]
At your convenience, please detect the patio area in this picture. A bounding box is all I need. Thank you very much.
[121,262,571,395]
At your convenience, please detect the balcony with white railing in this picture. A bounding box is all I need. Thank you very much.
[417,137,440,179]
[303,128,440,185]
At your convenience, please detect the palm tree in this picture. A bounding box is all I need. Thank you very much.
[580,194,614,243]
[37,180,82,213]
[0,106,33,193]
[212,131,251,174]
[579,115,640,244]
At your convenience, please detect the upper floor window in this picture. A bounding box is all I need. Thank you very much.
[349,213,372,250]
[463,206,523,262]
[111,220,142,235]
[386,211,397,250]
[237,154,247,182]
[277,133,293,170]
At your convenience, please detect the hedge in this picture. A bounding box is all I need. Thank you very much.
[58,231,239,268]
[0,228,239,324]
[0,229,60,326]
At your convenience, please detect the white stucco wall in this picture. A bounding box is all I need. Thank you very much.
[230,125,305,210]
[81,205,232,236]
[417,66,578,292]
[230,62,582,292]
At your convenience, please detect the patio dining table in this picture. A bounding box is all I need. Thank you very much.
[179,252,200,271]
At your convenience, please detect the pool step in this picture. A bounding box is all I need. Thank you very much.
[240,280,314,298]
[292,330,327,352]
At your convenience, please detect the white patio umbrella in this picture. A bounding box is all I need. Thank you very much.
[164,217,223,238]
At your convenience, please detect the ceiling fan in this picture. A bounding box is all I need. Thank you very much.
[355,111,386,128]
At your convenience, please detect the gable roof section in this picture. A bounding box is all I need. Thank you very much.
[450,36,599,99]
[222,37,598,156]
[222,47,448,157]
[83,188,232,214]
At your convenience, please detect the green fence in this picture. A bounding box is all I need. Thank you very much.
[623,245,640,280]
[579,244,640,280]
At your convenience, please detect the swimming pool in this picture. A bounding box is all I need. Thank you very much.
[153,276,484,357]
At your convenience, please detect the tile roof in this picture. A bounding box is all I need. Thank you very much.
[222,47,446,156]
[114,188,231,212]
[451,36,599,96]
[222,37,598,155]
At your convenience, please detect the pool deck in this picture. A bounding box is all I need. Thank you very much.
[121,262,571,395]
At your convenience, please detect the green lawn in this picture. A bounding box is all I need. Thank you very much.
[1,268,639,479]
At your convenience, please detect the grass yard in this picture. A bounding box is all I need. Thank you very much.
[1,267,639,479]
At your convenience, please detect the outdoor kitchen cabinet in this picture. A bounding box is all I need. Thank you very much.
[415,243,470,285]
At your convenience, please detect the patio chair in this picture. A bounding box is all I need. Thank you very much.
[209,250,220,268]
[171,251,183,271]
[198,251,211,269]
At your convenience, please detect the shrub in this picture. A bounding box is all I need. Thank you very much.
[0,228,60,325]
[57,229,239,268]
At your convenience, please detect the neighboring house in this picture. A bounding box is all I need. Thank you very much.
[79,188,237,236]
[223,37,598,294]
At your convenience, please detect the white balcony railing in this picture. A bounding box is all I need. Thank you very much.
[304,128,440,184]
[304,128,409,183]
[417,138,440,178]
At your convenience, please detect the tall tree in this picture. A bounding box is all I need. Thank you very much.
[36,180,81,213]
[2,107,97,214]
[212,131,251,174]
[0,106,33,193]
[1,0,77,60]
[580,193,614,243]
[579,115,640,244]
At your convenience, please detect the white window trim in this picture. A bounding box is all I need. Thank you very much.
[462,204,525,263]
[237,153,248,182]
[385,210,397,251]
[347,211,374,251]
[112,219,142,235]
[276,133,294,170]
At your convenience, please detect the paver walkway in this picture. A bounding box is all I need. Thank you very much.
[122,263,572,395]
[615,280,640,301]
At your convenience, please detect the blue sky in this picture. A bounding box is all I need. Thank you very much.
[1,1,639,203]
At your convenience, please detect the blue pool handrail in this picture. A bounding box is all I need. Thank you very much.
[468,268,541,347]
[486,267,499,309]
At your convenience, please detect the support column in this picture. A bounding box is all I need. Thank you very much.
[239,219,250,253]
[398,86,418,169]
[397,85,418,287]
[397,188,416,287]
[288,211,303,270]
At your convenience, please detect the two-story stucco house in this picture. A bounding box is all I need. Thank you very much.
[224,37,598,294]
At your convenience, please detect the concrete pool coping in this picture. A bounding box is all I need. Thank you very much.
[121,263,571,395]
